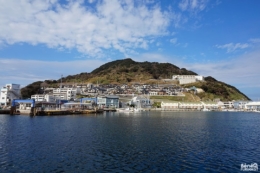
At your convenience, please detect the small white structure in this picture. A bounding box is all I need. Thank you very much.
[172,75,204,85]
[0,84,21,106]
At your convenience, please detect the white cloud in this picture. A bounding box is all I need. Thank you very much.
[215,43,250,53]
[176,51,259,88]
[1,49,260,100]
[135,49,260,100]
[179,0,208,13]
[249,38,260,43]
[133,53,170,63]
[0,0,172,57]
[170,38,178,44]
[0,58,106,87]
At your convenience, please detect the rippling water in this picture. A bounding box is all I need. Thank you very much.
[0,111,260,172]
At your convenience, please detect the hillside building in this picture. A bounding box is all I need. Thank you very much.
[172,75,204,85]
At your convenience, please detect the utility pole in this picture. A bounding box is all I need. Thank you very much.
[60,74,63,89]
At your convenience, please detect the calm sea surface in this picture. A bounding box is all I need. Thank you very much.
[0,111,260,173]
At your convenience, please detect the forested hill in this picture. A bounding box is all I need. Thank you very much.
[20,58,250,101]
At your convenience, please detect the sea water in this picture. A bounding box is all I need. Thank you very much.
[0,111,259,172]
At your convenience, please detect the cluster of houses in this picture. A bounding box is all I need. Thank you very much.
[1,80,260,112]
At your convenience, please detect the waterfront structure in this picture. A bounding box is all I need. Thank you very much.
[130,96,151,108]
[201,102,219,110]
[172,75,204,85]
[161,102,179,110]
[233,100,250,110]
[0,84,21,106]
[179,102,203,110]
[100,95,119,108]
[222,101,234,109]
[245,101,260,111]
[81,96,119,108]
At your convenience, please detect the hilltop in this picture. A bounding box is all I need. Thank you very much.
[21,58,250,101]
[62,58,196,84]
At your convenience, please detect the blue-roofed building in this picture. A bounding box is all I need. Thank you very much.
[80,96,119,108]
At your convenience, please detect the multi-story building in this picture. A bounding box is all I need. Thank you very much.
[172,75,204,85]
[233,101,249,110]
[52,87,81,100]
[245,101,260,111]
[0,84,21,106]
[31,94,55,103]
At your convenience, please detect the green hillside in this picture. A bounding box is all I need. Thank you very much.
[21,58,250,101]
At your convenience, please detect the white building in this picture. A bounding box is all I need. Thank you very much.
[201,102,219,110]
[245,101,260,111]
[161,102,179,109]
[31,94,55,103]
[179,102,203,110]
[0,84,21,106]
[233,101,250,110]
[172,75,204,85]
[130,96,151,108]
[222,101,234,109]
[52,87,81,100]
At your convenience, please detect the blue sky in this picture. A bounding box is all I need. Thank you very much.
[0,0,260,100]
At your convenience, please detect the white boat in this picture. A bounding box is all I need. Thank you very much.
[133,108,141,112]
[117,107,141,113]
[202,108,210,111]
[116,107,133,113]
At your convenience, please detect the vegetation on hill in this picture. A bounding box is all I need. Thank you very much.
[59,58,197,84]
[21,81,43,99]
[183,76,250,101]
[20,58,250,101]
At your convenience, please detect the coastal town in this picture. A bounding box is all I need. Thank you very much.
[0,75,260,115]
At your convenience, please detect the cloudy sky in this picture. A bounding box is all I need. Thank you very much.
[0,0,260,100]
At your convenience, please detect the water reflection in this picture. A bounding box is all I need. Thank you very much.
[0,112,259,172]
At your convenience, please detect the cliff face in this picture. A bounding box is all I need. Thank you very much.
[21,58,250,101]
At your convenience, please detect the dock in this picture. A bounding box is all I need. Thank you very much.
[1,109,105,116]
[0,109,10,114]
[36,109,105,116]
